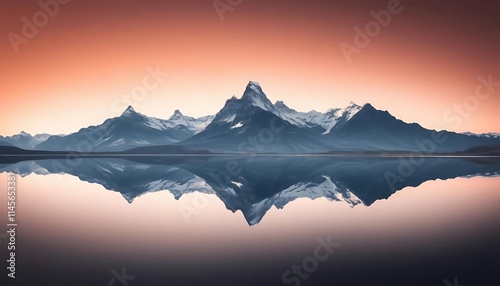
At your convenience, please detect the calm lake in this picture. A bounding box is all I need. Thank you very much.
[0,156,499,286]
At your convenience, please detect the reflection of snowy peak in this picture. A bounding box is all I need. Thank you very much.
[2,156,500,226]
[86,162,216,203]
[232,175,363,225]
[0,161,51,177]
[146,172,215,200]
[274,175,363,208]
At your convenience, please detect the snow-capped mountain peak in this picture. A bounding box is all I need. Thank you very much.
[272,99,363,134]
[121,105,137,117]
[343,101,362,120]
[167,109,214,133]
[241,81,275,112]
[273,101,323,128]
[319,102,363,134]
[170,109,184,118]
[248,80,261,89]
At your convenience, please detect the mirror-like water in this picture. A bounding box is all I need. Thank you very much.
[0,157,499,285]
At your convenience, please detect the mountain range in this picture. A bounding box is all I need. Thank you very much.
[2,81,500,153]
[0,131,51,149]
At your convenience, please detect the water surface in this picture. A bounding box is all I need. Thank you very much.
[0,156,499,285]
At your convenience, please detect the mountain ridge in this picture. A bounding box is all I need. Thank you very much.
[1,81,499,153]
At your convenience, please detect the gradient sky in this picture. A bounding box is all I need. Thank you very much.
[1,0,499,136]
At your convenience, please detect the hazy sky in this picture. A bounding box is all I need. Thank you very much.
[1,0,499,136]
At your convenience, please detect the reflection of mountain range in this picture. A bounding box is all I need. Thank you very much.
[2,81,500,153]
[1,156,499,225]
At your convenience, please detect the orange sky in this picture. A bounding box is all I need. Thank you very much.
[1,0,499,136]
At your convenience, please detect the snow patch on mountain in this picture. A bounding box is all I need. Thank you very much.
[274,175,363,208]
[167,109,214,133]
[223,114,236,123]
[109,138,125,147]
[231,181,243,188]
[273,100,362,134]
[126,108,214,134]
[231,122,243,129]
[462,132,500,138]
[147,175,215,200]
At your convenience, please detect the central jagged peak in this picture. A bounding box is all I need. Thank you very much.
[121,105,137,117]
[241,80,274,111]
[168,109,186,120]
[247,80,262,88]
[244,80,264,95]
[172,109,184,116]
